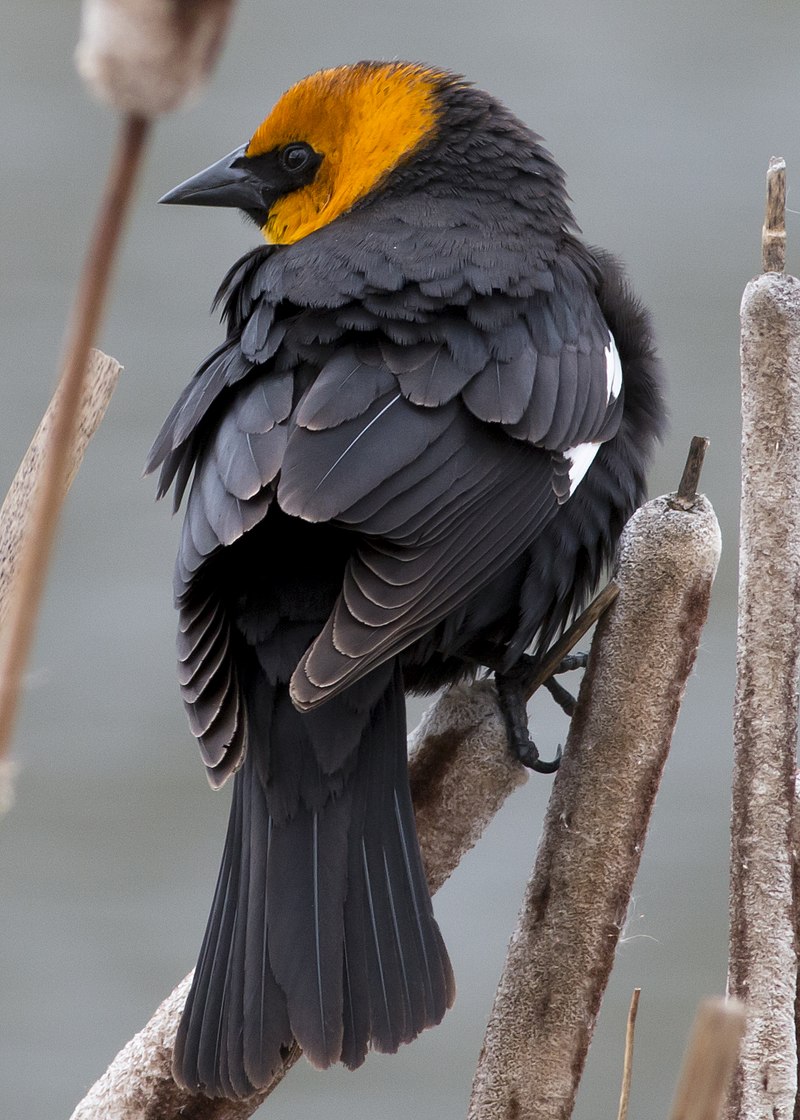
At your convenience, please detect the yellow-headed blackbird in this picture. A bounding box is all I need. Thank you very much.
[149,61,664,1097]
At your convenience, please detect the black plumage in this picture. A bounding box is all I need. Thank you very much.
[150,61,665,1098]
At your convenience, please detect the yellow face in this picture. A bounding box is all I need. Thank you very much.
[245,63,444,245]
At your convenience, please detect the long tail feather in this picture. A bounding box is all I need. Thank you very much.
[174,660,453,1097]
[340,668,455,1067]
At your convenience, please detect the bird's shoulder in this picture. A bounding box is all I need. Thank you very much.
[153,216,612,445]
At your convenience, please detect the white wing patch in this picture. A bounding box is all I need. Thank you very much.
[559,333,623,502]
[605,332,623,401]
[562,440,602,499]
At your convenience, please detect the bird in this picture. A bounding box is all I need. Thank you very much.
[148,60,665,1098]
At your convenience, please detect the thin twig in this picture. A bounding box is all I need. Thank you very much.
[0,115,149,762]
[522,580,620,700]
[669,1000,746,1120]
[669,435,710,511]
[762,157,786,273]
[616,988,641,1120]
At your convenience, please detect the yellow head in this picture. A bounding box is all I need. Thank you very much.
[161,62,448,245]
[248,63,443,244]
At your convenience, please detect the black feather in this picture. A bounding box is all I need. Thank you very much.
[278,393,458,523]
[296,348,396,430]
[384,340,478,407]
[461,353,533,424]
[504,351,561,444]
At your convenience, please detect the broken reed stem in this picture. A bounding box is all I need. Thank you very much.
[0,115,148,763]
[670,436,710,511]
[669,1000,746,1120]
[0,349,120,817]
[69,682,528,1119]
[468,475,720,1120]
[0,350,122,630]
[728,159,800,1120]
[522,580,619,699]
[763,157,786,273]
[616,989,641,1120]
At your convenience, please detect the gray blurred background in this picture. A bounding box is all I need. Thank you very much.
[2,1,798,1116]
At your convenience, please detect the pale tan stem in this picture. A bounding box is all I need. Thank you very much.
[728,160,800,1120]
[669,1000,746,1120]
[616,989,641,1120]
[0,349,121,630]
[0,116,148,766]
[0,348,120,815]
[467,492,721,1120]
[762,158,786,274]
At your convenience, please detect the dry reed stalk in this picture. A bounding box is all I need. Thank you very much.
[670,1000,746,1120]
[468,478,720,1120]
[0,117,149,768]
[728,158,800,1120]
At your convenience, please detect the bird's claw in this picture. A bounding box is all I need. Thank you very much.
[495,666,564,773]
[515,737,563,773]
[543,675,578,717]
[493,649,589,772]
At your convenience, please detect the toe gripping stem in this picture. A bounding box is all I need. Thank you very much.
[495,660,563,773]
[492,581,620,774]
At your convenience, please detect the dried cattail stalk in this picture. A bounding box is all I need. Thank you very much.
[468,490,721,1120]
[0,349,121,630]
[728,157,800,1120]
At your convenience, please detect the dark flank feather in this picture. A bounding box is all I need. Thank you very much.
[152,61,665,1099]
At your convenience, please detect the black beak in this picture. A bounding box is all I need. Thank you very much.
[159,144,268,211]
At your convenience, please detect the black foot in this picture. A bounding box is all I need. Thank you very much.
[541,655,584,715]
[543,652,588,716]
[495,664,562,773]
[493,651,589,771]
[543,676,578,717]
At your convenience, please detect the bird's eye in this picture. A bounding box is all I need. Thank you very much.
[281,143,314,172]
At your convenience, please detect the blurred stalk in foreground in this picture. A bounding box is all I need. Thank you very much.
[0,0,237,781]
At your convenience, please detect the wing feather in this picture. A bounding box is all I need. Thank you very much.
[291,433,557,704]
[278,392,458,523]
[156,243,630,782]
[295,348,397,430]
